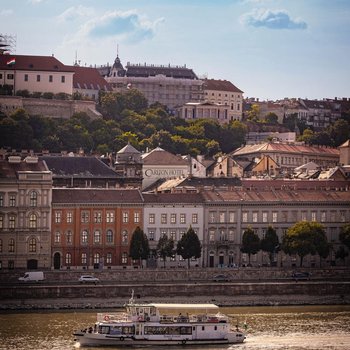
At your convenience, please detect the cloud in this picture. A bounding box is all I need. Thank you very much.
[57,6,95,23]
[83,10,164,43]
[241,8,307,30]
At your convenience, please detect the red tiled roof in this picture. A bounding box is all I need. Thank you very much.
[204,79,243,93]
[67,65,112,91]
[0,54,74,72]
[52,188,143,204]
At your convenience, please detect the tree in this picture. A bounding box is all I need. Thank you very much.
[156,234,175,268]
[129,226,150,266]
[176,226,201,268]
[246,104,260,122]
[260,226,280,266]
[282,221,329,267]
[335,246,349,265]
[240,227,260,266]
[264,112,279,124]
[339,223,350,250]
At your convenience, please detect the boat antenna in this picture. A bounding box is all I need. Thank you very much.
[129,289,135,304]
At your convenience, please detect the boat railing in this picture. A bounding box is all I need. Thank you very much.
[97,312,130,323]
[158,313,228,324]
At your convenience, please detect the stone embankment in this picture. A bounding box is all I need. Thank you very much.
[1,267,349,310]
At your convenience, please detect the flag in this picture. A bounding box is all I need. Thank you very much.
[6,58,16,66]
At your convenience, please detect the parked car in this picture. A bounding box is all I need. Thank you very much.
[213,274,229,282]
[291,271,311,281]
[78,275,100,284]
[18,271,45,282]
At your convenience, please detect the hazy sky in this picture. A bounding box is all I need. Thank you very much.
[1,0,349,100]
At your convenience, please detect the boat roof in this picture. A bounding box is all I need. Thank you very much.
[129,303,219,311]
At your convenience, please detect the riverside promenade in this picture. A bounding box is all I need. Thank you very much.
[1,267,349,310]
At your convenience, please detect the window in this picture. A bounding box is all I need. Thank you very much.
[36,75,40,82]
[219,212,225,223]
[67,212,73,223]
[149,213,155,224]
[8,238,15,252]
[106,211,114,223]
[54,231,61,243]
[106,229,113,243]
[65,253,72,265]
[0,216,3,229]
[93,253,100,264]
[252,212,258,223]
[340,211,346,222]
[0,239,2,253]
[7,73,14,80]
[170,230,176,241]
[82,230,88,244]
[170,213,176,224]
[81,211,89,223]
[192,213,198,224]
[301,211,307,221]
[134,211,140,223]
[29,237,36,252]
[61,75,65,83]
[29,213,37,228]
[94,230,101,244]
[272,212,278,223]
[228,229,235,241]
[321,211,326,222]
[49,75,53,82]
[55,211,61,223]
[180,213,186,224]
[30,191,37,207]
[122,212,129,223]
[311,211,317,222]
[242,212,248,223]
[9,194,16,207]
[122,230,128,244]
[229,212,235,223]
[81,253,87,265]
[330,211,336,222]
[106,253,112,264]
[122,252,128,264]
[209,230,215,242]
[161,213,167,224]
[0,193,3,206]
[148,230,155,241]
[66,230,72,244]
[94,212,102,223]
[9,215,15,229]
[262,212,268,223]
[24,74,29,81]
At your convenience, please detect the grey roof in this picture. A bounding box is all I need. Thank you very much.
[117,144,141,154]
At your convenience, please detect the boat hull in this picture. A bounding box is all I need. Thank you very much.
[73,331,245,347]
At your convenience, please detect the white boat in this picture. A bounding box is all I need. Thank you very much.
[73,292,246,347]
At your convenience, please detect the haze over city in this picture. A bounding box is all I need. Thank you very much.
[1,0,349,101]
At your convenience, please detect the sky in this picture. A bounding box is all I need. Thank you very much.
[1,0,349,101]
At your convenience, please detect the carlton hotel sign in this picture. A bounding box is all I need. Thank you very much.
[142,165,188,189]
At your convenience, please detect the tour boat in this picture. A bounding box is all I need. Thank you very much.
[73,292,246,347]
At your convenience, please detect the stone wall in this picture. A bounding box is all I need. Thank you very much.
[0,96,101,119]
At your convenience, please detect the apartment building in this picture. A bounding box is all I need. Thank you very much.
[0,155,52,270]
[51,188,143,269]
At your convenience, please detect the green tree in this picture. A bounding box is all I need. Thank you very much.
[240,227,260,266]
[246,104,260,122]
[329,119,350,147]
[260,226,280,266]
[176,226,201,268]
[156,234,175,268]
[282,221,329,267]
[264,112,279,124]
[129,226,150,266]
[335,246,349,265]
[339,223,350,249]
[298,128,314,144]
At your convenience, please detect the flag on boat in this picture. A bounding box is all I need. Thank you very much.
[6,58,16,66]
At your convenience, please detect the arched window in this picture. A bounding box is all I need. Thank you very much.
[30,191,38,207]
[29,237,36,252]
[29,213,37,229]
[66,230,73,244]
[106,252,112,264]
[8,238,15,252]
[93,253,100,264]
[81,253,87,265]
[54,231,61,243]
[122,230,128,244]
[106,229,113,243]
[65,253,72,265]
[94,230,101,244]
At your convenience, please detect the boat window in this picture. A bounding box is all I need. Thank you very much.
[99,326,110,334]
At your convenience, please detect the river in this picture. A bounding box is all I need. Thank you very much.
[0,305,349,350]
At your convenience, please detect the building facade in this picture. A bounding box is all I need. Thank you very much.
[0,155,52,270]
[51,188,143,270]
